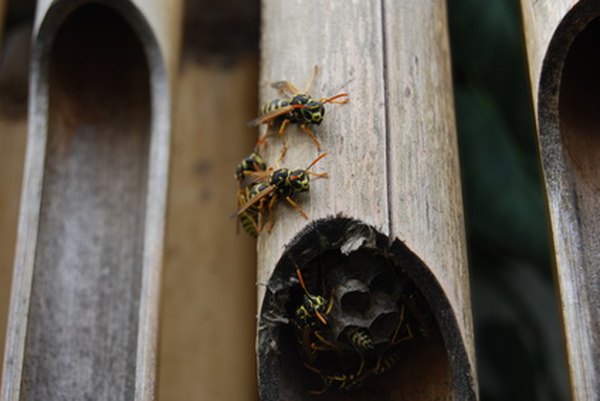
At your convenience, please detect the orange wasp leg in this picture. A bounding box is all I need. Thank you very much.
[300,124,321,152]
[285,196,309,219]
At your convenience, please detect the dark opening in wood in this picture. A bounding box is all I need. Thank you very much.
[21,4,150,400]
[258,218,470,401]
[559,17,600,290]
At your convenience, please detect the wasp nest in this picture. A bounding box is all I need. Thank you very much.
[285,248,439,394]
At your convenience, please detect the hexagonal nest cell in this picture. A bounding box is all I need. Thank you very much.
[257,217,476,401]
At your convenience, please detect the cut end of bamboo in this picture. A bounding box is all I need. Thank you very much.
[257,217,476,401]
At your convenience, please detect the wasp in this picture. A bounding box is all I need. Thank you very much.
[344,327,374,352]
[236,153,328,233]
[249,66,349,160]
[373,305,414,375]
[293,267,337,361]
[236,182,270,237]
[235,152,269,237]
[235,151,267,184]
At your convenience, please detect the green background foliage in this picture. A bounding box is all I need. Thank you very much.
[447,0,569,400]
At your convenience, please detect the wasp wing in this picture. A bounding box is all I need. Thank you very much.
[271,80,302,97]
[236,185,276,216]
[239,170,271,188]
[247,104,300,127]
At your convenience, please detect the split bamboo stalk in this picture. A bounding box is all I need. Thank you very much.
[255,1,477,400]
[1,0,182,400]
[520,1,600,399]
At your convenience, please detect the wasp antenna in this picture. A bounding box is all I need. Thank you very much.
[296,267,310,295]
[305,152,328,171]
[322,92,350,105]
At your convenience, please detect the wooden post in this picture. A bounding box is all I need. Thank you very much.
[1,0,182,400]
[256,1,477,400]
[520,1,600,399]
[157,1,260,400]
[0,0,31,383]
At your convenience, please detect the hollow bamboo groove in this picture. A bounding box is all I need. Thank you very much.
[0,1,181,400]
[520,1,600,399]
[256,1,477,400]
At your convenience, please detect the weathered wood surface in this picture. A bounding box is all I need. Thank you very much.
[0,4,31,383]
[256,1,476,400]
[0,1,182,400]
[520,1,600,399]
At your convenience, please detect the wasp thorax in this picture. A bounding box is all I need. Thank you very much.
[290,94,311,106]
[270,168,289,188]
[288,169,310,192]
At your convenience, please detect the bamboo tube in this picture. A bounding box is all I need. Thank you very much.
[157,1,260,399]
[1,1,182,400]
[255,1,477,400]
[0,3,32,384]
[520,1,600,399]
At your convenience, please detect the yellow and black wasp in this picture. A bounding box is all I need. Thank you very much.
[249,66,349,160]
[292,267,337,361]
[236,153,328,233]
[373,305,414,375]
[343,327,374,352]
[235,152,269,237]
[235,151,267,183]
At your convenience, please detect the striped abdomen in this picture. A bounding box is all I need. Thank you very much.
[238,183,270,237]
[345,327,374,351]
[374,346,402,375]
[238,190,259,237]
[260,98,290,117]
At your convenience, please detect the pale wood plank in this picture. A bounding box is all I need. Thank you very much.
[384,1,477,397]
[158,60,259,401]
[1,1,182,400]
[256,1,476,400]
[520,1,600,399]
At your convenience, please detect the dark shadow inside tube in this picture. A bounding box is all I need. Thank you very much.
[22,4,150,400]
[559,17,600,296]
[258,218,474,401]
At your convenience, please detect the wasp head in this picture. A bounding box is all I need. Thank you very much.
[288,169,310,193]
[235,152,266,181]
[300,100,325,125]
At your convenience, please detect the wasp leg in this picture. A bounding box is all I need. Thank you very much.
[265,194,279,233]
[277,119,290,161]
[300,124,322,152]
[303,64,319,94]
[311,331,337,351]
[256,124,276,151]
[390,306,414,345]
[284,196,309,219]
[304,363,329,396]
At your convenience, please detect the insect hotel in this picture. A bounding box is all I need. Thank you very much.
[0,0,593,401]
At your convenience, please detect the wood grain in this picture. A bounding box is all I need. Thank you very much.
[0,1,181,400]
[256,1,476,400]
[520,1,600,399]
[157,59,259,401]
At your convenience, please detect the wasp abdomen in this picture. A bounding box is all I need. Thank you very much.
[260,98,290,117]
[344,327,374,351]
